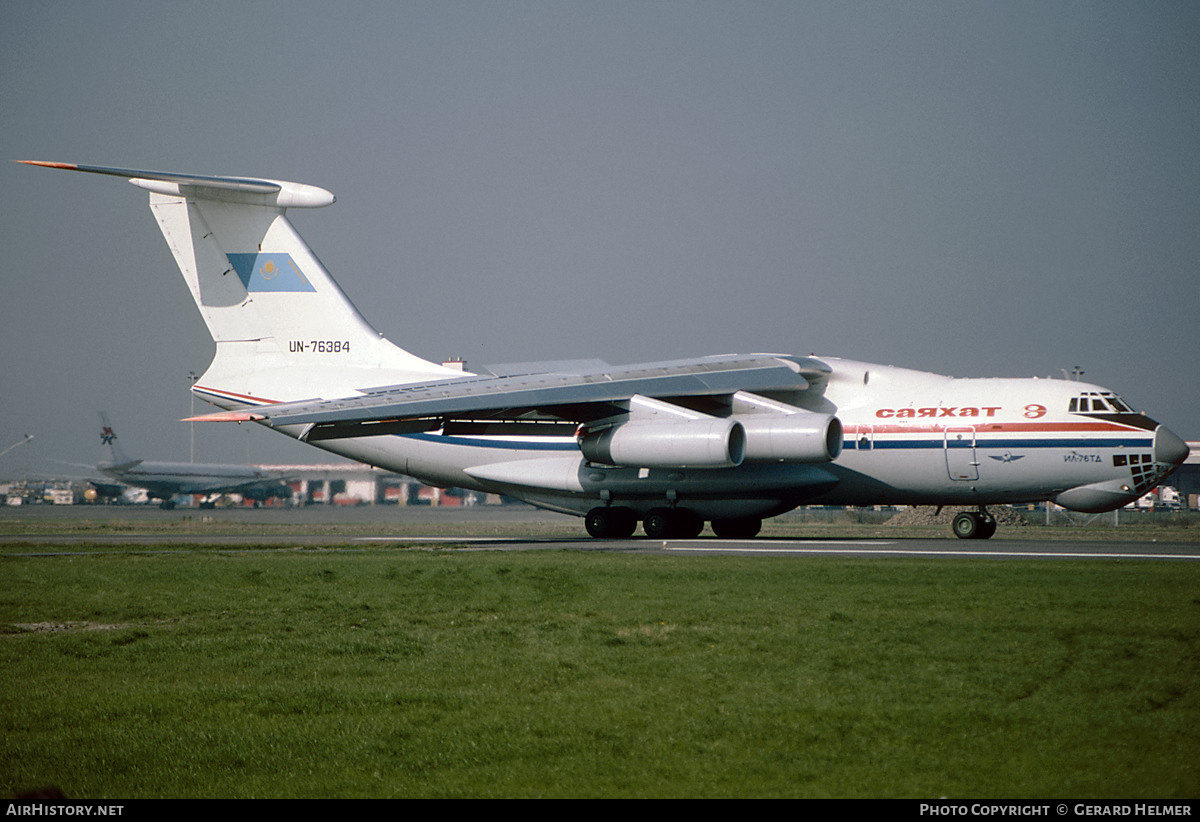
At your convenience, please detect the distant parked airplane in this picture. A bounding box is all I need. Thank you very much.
[95,413,291,509]
[25,161,1188,536]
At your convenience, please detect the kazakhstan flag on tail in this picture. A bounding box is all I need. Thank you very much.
[227,252,316,292]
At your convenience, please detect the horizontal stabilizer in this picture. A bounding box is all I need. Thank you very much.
[17,161,335,208]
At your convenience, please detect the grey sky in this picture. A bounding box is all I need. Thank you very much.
[2,0,1197,477]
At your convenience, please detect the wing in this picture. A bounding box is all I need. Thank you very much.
[190,353,830,443]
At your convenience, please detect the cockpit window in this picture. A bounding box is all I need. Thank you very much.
[1069,392,1136,414]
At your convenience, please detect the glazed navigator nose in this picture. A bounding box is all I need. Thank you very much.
[1154,425,1189,468]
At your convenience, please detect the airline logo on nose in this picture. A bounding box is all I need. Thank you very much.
[227,253,316,292]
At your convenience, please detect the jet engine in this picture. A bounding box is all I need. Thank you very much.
[738,412,843,463]
[578,418,746,468]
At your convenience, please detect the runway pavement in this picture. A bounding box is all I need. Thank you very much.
[2,503,1198,561]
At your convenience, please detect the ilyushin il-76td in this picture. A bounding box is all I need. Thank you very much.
[23,161,1189,539]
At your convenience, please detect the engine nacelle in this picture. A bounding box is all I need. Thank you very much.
[738,412,843,463]
[578,419,746,468]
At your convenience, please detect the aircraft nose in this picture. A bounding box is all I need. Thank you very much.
[1154,425,1189,468]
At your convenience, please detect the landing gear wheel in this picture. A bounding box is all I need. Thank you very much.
[673,509,704,539]
[952,512,979,539]
[585,507,637,539]
[642,508,674,538]
[952,511,997,540]
[643,508,703,539]
[711,517,762,538]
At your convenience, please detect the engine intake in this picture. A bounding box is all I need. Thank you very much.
[578,419,746,468]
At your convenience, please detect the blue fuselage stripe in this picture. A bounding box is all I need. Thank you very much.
[402,433,578,451]
[851,438,1151,451]
[395,432,1153,454]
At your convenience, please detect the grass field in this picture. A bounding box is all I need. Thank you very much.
[3,527,1198,800]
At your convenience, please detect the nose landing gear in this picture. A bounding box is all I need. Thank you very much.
[952,508,997,540]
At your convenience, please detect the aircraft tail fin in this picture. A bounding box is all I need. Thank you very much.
[22,161,464,408]
[98,412,135,466]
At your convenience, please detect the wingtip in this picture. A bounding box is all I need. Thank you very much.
[17,160,78,170]
[183,411,267,423]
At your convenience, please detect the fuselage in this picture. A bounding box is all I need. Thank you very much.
[98,460,280,500]
[262,356,1186,520]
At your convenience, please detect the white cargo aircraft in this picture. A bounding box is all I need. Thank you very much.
[94,413,292,508]
[23,161,1189,538]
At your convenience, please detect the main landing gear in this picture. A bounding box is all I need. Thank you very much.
[584,506,763,539]
[951,508,997,540]
[584,506,638,539]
